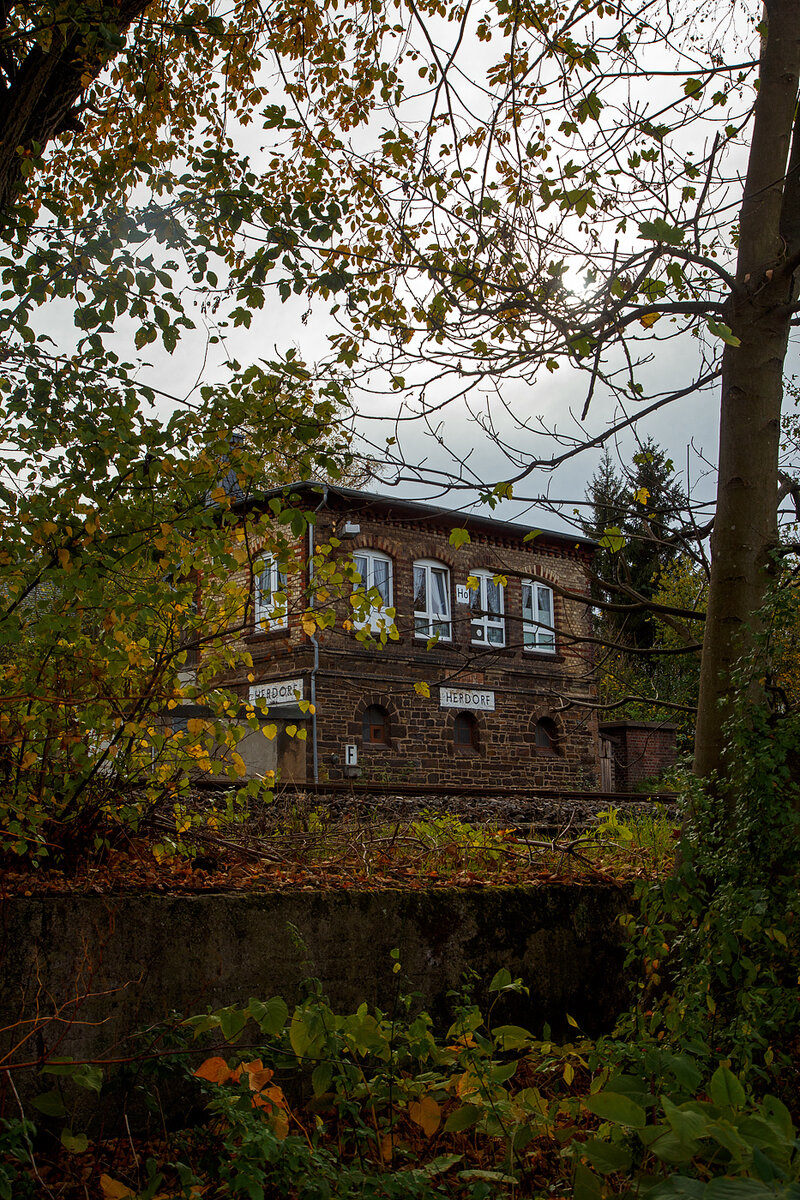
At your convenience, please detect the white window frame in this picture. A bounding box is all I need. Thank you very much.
[254,556,288,631]
[352,550,393,630]
[413,559,452,641]
[469,570,506,647]
[522,580,556,653]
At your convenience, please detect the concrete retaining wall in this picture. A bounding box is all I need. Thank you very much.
[1,885,630,1071]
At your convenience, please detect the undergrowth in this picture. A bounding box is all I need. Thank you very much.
[3,651,799,1197]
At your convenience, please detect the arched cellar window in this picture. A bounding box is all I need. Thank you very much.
[363,705,389,745]
[534,717,559,755]
[453,711,478,752]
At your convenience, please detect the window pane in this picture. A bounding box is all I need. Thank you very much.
[432,568,448,615]
[488,627,503,645]
[486,579,502,615]
[374,558,390,603]
[354,555,367,582]
[454,714,475,745]
[414,565,426,612]
[537,586,552,625]
[521,584,533,623]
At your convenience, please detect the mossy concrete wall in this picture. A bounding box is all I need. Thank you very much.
[0,885,630,1071]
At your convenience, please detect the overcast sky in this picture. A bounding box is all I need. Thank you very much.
[31,0,799,539]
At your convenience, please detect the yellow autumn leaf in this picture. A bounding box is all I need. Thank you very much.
[639,311,661,328]
[263,724,277,740]
[57,548,71,570]
[634,486,650,505]
[301,613,317,636]
[414,681,431,698]
[100,1175,136,1200]
[409,1094,441,1137]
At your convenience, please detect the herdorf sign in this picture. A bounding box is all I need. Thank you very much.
[249,678,304,706]
[439,687,495,712]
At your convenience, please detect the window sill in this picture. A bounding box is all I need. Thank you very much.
[244,628,290,644]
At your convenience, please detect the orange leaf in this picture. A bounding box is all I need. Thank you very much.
[194,1056,233,1085]
[243,1059,274,1091]
[409,1094,441,1137]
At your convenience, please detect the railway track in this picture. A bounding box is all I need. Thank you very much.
[190,777,681,836]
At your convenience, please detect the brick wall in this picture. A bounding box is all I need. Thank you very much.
[212,488,601,788]
[598,721,678,791]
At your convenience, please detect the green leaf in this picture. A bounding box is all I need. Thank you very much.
[312,1061,333,1096]
[706,318,741,347]
[248,996,288,1037]
[449,527,471,549]
[217,1006,247,1043]
[573,1160,603,1200]
[423,1155,463,1177]
[638,218,686,245]
[683,78,704,101]
[582,1137,633,1175]
[710,1066,746,1110]
[71,1064,103,1093]
[61,1129,89,1154]
[584,1091,647,1128]
[443,1104,482,1133]
[488,967,514,992]
[704,1180,778,1200]
[598,526,626,554]
[31,1090,67,1118]
[492,1025,535,1051]
[648,1177,706,1200]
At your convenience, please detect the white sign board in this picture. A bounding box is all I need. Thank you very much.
[250,678,304,706]
[455,584,471,605]
[439,687,495,712]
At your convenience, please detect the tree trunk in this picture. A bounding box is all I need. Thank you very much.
[694,0,800,791]
[0,0,151,220]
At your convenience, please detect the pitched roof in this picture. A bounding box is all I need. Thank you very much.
[235,479,595,551]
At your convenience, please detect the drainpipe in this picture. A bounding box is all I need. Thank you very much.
[308,483,329,783]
